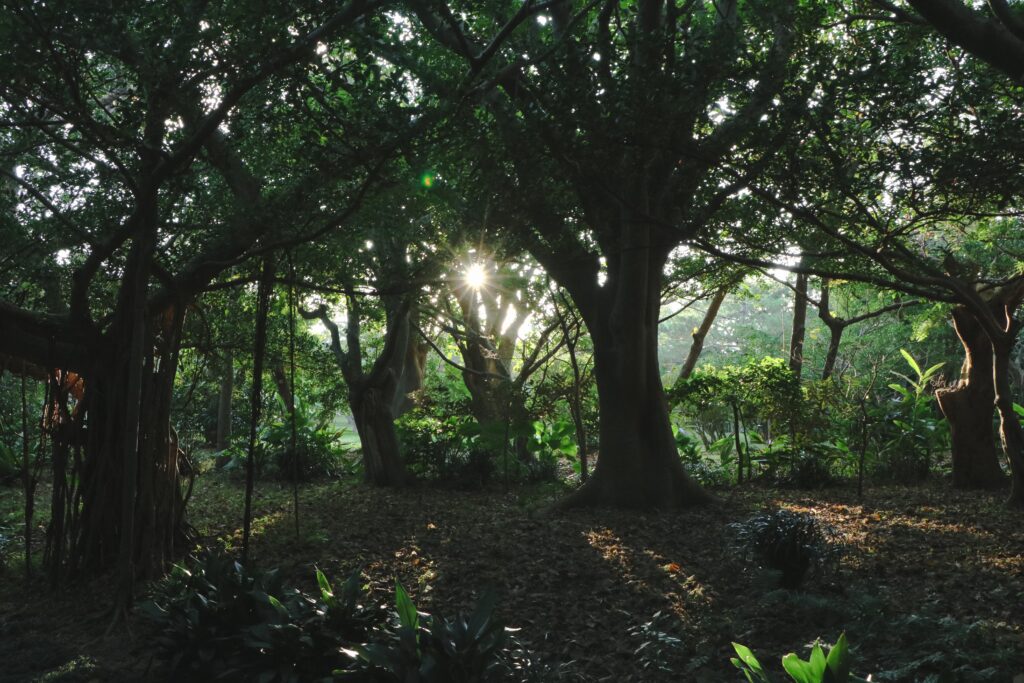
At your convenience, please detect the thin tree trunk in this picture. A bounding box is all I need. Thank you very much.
[271,362,293,412]
[216,350,233,450]
[21,372,33,580]
[789,272,808,379]
[677,286,727,382]
[243,260,274,563]
[821,323,843,381]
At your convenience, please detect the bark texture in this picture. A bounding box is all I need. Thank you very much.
[935,307,1005,489]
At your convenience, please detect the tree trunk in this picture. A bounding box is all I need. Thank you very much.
[677,286,727,382]
[352,385,408,486]
[215,350,233,450]
[42,311,191,588]
[303,294,412,486]
[789,272,808,379]
[992,331,1024,508]
[558,239,712,509]
[821,322,843,381]
[935,307,1005,489]
[271,362,293,413]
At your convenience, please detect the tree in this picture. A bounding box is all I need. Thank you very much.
[0,0,389,597]
[403,0,821,507]
[692,11,1024,502]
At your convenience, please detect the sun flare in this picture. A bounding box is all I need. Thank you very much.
[465,263,487,290]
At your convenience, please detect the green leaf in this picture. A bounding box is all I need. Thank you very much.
[732,643,766,673]
[809,643,827,678]
[395,580,419,631]
[316,568,333,598]
[825,633,850,682]
[921,362,945,382]
[782,653,814,683]
[900,348,921,377]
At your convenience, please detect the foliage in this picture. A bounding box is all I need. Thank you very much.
[875,349,948,484]
[262,396,356,480]
[140,551,534,683]
[675,427,731,487]
[0,524,13,571]
[0,442,20,484]
[140,551,377,682]
[344,580,532,682]
[672,358,810,483]
[524,418,579,478]
[626,610,686,676]
[396,406,495,487]
[731,633,868,683]
[730,510,844,589]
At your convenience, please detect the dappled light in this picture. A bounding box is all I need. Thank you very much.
[3,0,1024,680]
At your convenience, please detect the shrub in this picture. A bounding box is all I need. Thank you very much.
[345,581,532,682]
[676,427,730,487]
[397,407,498,487]
[139,552,377,681]
[0,442,21,484]
[141,553,534,682]
[0,525,14,571]
[730,510,843,589]
[263,397,354,480]
[731,633,869,683]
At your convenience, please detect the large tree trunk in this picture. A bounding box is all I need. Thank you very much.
[43,308,192,589]
[352,385,407,486]
[789,272,808,379]
[677,286,727,382]
[992,331,1024,508]
[304,294,412,487]
[559,238,712,509]
[936,307,1005,489]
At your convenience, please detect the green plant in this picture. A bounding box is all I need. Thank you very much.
[139,552,376,682]
[877,349,947,484]
[344,580,526,682]
[731,633,869,683]
[675,427,731,487]
[0,442,21,484]
[263,396,353,480]
[730,510,843,589]
[397,407,498,487]
[627,610,686,675]
[0,525,14,571]
[524,418,579,479]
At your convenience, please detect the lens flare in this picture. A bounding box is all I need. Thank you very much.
[465,263,487,289]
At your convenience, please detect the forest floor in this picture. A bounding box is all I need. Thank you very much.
[1,474,1022,682]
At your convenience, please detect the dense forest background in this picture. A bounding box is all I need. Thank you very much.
[1,0,1023,681]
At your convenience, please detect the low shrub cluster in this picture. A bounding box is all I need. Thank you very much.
[140,551,537,682]
[729,510,844,589]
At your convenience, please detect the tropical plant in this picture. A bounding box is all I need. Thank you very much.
[343,580,529,682]
[139,552,377,682]
[262,396,354,480]
[731,633,869,683]
[877,349,947,484]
